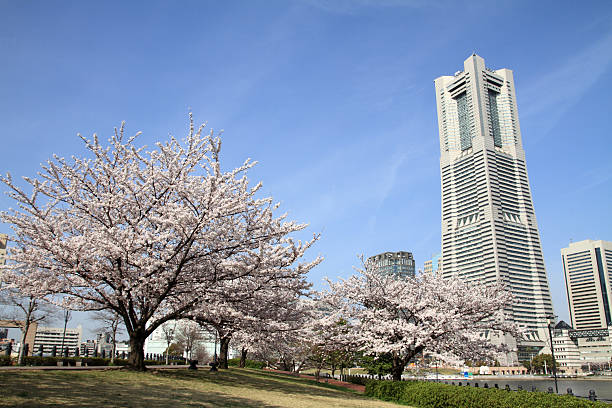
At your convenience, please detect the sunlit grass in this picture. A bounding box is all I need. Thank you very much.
[0,368,407,407]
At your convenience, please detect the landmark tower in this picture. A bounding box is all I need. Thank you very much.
[434,54,554,361]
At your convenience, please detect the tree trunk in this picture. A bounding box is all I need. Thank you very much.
[239,347,247,368]
[111,331,117,364]
[218,336,230,369]
[391,353,406,381]
[127,331,147,371]
[17,320,30,365]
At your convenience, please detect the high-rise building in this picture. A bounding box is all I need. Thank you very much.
[561,239,612,363]
[366,251,415,279]
[561,239,612,330]
[434,54,554,362]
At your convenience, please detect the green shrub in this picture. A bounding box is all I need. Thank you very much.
[0,355,13,366]
[80,357,108,366]
[365,380,610,408]
[343,375,373,386]
[22,356,64,366]
[227,358,266,369]
[144,359,184,366]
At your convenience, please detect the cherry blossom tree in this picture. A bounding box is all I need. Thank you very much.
[192,283,313,369]
[322,267,522,381]
[0,116,320,370]
[231,297,316,372]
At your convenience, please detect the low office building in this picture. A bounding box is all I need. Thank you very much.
[80,339,97,356]
[33,325,82,355]
[571,327,612,364]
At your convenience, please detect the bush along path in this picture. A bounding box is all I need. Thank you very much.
[365,380,611,408]
[264,369,367,393]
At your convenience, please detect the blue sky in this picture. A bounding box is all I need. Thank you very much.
[1,0,611,338]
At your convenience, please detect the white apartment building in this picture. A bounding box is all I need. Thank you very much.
[434,55,554,363]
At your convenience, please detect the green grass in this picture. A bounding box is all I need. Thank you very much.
[0,368,408,407]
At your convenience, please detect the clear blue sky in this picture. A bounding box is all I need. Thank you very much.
[1,0,611,338]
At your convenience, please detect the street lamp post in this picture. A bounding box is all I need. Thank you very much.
[546,316,559,394]
[60,310,71,357]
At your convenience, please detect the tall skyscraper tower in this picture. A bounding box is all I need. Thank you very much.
[434,54,554,361]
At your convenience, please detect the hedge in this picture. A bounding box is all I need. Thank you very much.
[227,358,266,369]
[0,355,12,366]
[342,375,374,386]
[365,380,610,408]
[18,356,185,367]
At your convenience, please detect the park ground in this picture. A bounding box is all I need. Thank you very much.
[0,367,406,408]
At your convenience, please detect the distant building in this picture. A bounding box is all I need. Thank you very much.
[366,251,415,279]
[551,320,581,374]
[0,233,7,283]
[0,233,7,266]
[80,340,97,356]
[33,325,82,355]
[144,319,238,360]
[423,253,442,274]
[96,332,114,355]
[571,327,612,364]
[561,239,612,331]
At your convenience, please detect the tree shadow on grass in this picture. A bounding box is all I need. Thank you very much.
[0,371,283,408]
[155,369,369,401]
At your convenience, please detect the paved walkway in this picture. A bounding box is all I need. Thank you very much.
[264,369,366,393]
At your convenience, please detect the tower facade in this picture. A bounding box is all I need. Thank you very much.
[434,54,554,361]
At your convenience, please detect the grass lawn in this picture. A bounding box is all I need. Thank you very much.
[0,368,406,407]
